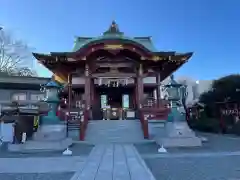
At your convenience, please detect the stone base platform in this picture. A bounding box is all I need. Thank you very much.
[8,138,72,153]
[33,124,67,141]
[160,137,202,148]
[156,122,202,148]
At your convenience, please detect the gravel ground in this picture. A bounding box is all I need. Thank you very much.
[0,172,74,180]
[145,155,240,180]
[135,132,240,155]
[0,143,94,158]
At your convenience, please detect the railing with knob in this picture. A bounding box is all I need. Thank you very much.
[139,98,171,139]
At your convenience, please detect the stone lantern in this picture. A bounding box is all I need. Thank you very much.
[164,75,187,122]
[33,80,69,142]
[40,80,62,124]
[157,75,202,148]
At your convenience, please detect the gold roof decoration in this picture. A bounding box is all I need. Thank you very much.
[104,44,123,50]
[151,56,163,61]
[54,74,67,84]
[67,57,77,62]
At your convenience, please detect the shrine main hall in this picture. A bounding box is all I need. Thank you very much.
[33,21,193,120]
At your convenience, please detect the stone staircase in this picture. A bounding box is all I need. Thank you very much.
[67,121,80,140]
[84,120,145,144]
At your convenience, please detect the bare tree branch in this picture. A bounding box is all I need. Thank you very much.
[0,28,37,76]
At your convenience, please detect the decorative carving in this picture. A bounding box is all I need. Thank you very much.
[96,78,134,87]
[181,57,187,61]
[103,21,124,36]
[152,56,163,61]
[104,44,123,50]
[109,67,119,73]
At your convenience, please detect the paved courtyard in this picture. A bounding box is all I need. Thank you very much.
[1,133,240,180]
[145,154,240,180]
[0,143,93,158]
[137,132,240,180]
[0,172,74,180]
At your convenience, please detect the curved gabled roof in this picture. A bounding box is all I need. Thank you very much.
[72,21,157,52]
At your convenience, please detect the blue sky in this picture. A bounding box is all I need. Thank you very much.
[0,0,239,80]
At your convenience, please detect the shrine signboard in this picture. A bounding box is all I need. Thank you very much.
[221,109,240,116]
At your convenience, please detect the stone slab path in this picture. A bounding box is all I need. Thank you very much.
[71,144,156,180]
[0,156,87,173]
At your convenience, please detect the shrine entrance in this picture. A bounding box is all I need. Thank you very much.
[103,88,123,109]
[93,86,135,120]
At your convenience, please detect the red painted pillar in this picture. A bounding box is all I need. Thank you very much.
[84,64,91,111]
[67,73,72,138]
[80,63,91,141]
[137,64,144,109]
[135,80,138,109]
[137,64,148,138]
[156,72,161,107]
[67,73,72,116]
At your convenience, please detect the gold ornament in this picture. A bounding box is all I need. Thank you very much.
[104,44,123,50]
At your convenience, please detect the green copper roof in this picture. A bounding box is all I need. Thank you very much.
[72,21,157,52]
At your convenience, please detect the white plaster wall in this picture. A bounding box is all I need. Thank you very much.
[72,77,85,84]
[143,77,156,84]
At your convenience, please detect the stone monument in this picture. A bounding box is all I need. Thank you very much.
[158,75,202,147]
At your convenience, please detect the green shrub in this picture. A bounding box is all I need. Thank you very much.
[189,115,221,133]
[227,120,240,135]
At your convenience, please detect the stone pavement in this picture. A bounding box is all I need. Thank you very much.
[1,132,240,180]
[0,143,93,158]
[137,132,240,180]
[0,172,74,180]
[0,156,87,173]
[145,154,240,180]
[71,144,155,180]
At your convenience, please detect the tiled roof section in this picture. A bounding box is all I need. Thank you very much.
[72,22,157,52]
[72,36,157,52]
[133,37,157,52]
[72,37,93,52]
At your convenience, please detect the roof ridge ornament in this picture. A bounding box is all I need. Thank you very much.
[103,21,124,36]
